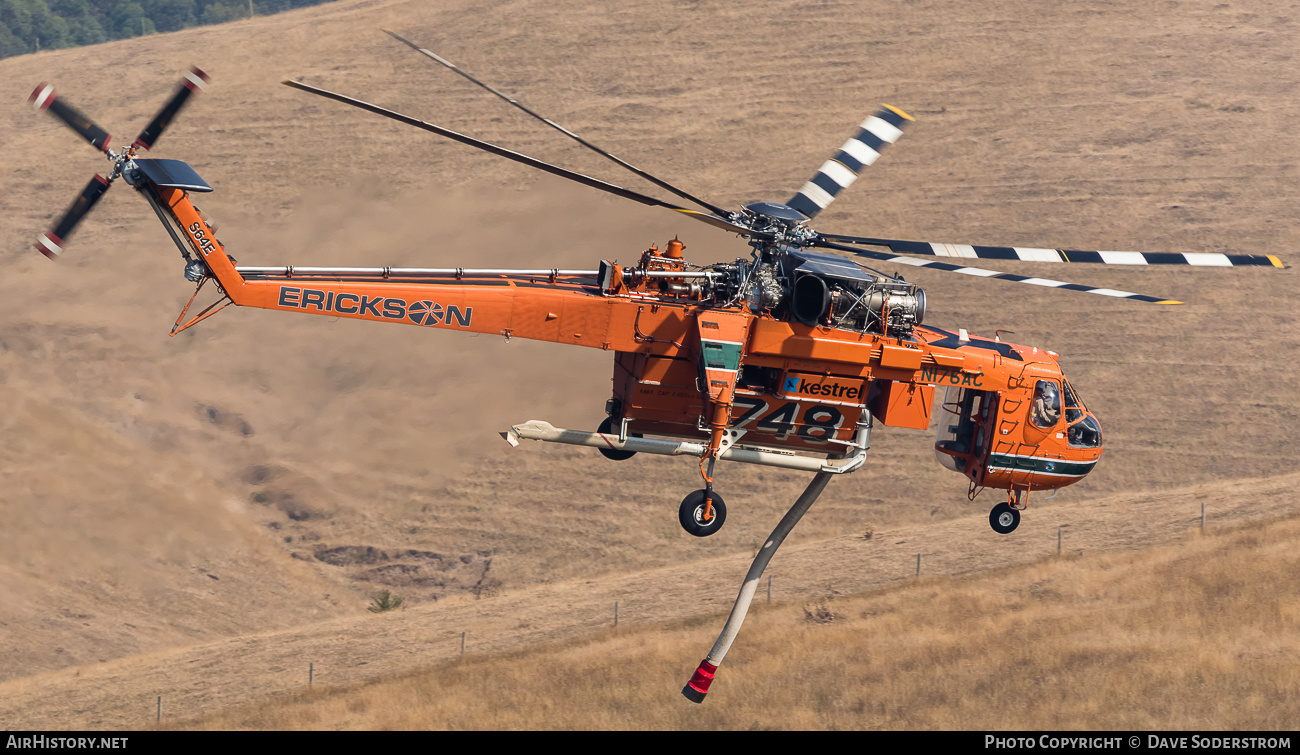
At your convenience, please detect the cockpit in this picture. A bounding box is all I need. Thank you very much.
[1031,378,1101,448]
[927,355,1106,534]
[933,374,1103,488]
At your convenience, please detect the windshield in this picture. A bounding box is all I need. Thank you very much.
[1062,380,1085,424]
[1062,380,1102,448]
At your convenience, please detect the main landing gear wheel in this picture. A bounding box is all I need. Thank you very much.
[597,417,640,461]
[989,502,1020,534]
[679,489,727,537]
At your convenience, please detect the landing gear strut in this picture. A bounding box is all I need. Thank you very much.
[679,489,727,537]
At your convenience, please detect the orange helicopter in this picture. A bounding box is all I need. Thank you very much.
[28,37,1283,545]
[30,35,1288,705]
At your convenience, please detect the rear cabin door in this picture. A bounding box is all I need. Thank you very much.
[934,385,998,480]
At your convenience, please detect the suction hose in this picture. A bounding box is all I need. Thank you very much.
[682,470,834,703]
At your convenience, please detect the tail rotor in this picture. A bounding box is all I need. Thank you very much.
[29,67,209,260]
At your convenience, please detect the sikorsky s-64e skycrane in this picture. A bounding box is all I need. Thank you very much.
[29,34,1284,702]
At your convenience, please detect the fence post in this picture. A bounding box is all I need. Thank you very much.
[614,601,619,627]
[309,662,314,687]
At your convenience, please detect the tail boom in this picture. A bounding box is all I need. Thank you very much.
[156,187,676,351]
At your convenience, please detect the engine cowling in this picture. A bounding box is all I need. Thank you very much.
[791,270,925,337]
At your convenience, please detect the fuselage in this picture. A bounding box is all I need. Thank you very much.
[160,181,1101,496]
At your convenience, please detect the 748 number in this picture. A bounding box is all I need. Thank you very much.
[731,397,844,442]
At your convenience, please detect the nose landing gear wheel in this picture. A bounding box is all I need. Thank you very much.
[597,417,640,461]
[679,489,727,537]
[989,502,1020,534]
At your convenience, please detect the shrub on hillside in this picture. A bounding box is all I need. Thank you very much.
[368,590,404,613]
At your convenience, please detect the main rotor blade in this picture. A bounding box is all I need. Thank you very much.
[282,80,760,238]
[813,239,1182,305]
[36,174,111,259]
[133,67,209,150]
[29,84,112,152]
[787,105,913,220]
[383,30,731,219]
[817,232,1285,268]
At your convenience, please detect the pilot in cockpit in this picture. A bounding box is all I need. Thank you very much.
[1031,380,1061,428]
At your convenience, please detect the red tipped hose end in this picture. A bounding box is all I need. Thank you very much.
[681,659,718,704]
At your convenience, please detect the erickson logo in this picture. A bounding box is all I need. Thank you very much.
[277,287,472,327]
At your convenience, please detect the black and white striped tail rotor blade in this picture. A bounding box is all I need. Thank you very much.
[814,239,1182,305]
[787,104,913,220]
[383,30,730,218]
[133,67,209,150]
[36,174,112,259]
[28,84,112,152]
[816,233,1286,269]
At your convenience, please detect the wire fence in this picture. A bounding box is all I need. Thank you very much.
[133,501,1226,724]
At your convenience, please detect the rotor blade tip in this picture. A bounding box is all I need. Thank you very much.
[881,103,915,121]
[36,233,63,259]
[1158,300,1184,306]
[1267,255,1284,269]
[183,67,210,90]
[28,83,55,109]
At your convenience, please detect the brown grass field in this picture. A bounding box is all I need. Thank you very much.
[170,511,1300,731]
[0,0,1297,729]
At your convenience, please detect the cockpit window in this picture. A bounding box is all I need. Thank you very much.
[1030,380,1061,429]
[1068,415,1103,448]
[1062,380,1085,424]
[1061,380,1102,447]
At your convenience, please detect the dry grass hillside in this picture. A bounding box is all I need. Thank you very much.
[173,506,1300,730]
[1,471,1294,729]
[0,0,1297,721]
